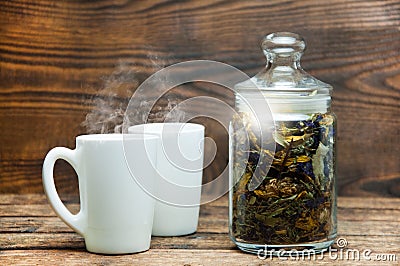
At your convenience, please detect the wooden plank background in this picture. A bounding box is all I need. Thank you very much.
[0,0,399,197]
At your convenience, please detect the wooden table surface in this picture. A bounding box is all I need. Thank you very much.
[0,194,399,265]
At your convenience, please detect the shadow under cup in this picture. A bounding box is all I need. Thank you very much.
[42,134,159,254]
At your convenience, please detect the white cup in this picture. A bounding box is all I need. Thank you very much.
[42,134,159,254]
[128,123,204,236]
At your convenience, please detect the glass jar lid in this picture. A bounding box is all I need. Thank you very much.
[235,32,332,116]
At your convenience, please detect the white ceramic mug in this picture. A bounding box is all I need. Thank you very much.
[128,123,204,236]
[42,134,158,254]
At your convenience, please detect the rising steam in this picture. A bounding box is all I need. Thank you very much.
[82,54,186,134]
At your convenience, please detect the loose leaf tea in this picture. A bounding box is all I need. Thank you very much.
[230,113,336,245]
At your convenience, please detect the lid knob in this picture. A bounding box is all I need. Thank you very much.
[262,32,305,62]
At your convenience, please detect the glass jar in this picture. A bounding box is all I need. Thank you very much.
[229,32,337,255]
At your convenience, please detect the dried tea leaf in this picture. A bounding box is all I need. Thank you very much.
[284,133,313,146]
[255,213,282,227]
[295,216,318,231]
[296,155,311,163]
[231,113,335,245]
[249,196,256,205]
[273,131,289,148]
[312,142,329,189]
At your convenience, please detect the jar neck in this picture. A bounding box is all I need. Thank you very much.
[266,52,302,69]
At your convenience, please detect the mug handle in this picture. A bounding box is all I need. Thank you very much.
[42,147,85,236]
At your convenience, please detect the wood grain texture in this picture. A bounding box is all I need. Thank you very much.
[0,248,399,266]
[0,0,399,196]
[0,195,399,265]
